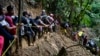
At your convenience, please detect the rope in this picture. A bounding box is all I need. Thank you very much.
[16,24,49,28]
[2,39,16,56]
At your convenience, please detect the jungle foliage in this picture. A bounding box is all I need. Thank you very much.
[35,0,100,31]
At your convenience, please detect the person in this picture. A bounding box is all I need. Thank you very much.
[5,5,16,35]
[40,10,50,25]
[27,13,36,44]
[0,5,15,56]
[77,30,84,44]
[72,32,78,41]
[41,10,52,33]
[32,16,48,38]
[47,13,55,32]
[83,36,88,46]
[20,11,35,46]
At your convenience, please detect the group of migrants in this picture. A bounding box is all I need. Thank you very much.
[0,4,97,56]
[0,4,58,56]
[61,22,88,46]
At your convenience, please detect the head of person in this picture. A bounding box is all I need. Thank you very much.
[7,5,14,15]
[50,13,54,17]
[28,13,32,18]
[22,11,29,17]
[35,16,41,20]
[41,9,46,16]
[0,5,4,15]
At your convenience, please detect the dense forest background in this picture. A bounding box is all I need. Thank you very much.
[38,0,100,37]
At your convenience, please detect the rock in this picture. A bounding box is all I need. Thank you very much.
[57,47,68,56]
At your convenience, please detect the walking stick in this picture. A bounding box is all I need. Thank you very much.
[2,39,16,56]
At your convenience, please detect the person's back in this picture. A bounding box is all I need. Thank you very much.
[40,10,50,25]
[41,15,49,24]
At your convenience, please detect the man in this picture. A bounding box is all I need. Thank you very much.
[78,30,84,44]
[32,16,48,38]
[0,5,16,56]
[40,10,51,33]
[47,13,55,32]
[20,11,35,46]
[5,5,16,35]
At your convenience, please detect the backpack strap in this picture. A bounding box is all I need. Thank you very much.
[0,15,5,21]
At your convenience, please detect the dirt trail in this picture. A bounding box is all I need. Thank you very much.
[15,33,94,56]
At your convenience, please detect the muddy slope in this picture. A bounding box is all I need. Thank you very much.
[16,33,93,56]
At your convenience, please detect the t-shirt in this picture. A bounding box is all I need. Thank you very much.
[0,19,9,26]
[6,16,16,35]
[0,15,9,27]
[78,31,83,37]
[48,16,54,22]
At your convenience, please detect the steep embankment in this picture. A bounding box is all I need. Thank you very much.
[16,33,93,56]
[0,0,42,17]
[0,0,94,56]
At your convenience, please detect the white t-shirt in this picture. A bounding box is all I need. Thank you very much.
[0,15,9,27]
[0,19,10,27]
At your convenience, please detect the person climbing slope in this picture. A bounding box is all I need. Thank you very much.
[0,4,16,56]
[78,30,84,44]
[5,5,16,35]
[20,11,35,46]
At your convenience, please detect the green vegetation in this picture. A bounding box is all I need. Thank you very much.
[35,0,100,36]
[41,0,93,29]
[40,0,99,31]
